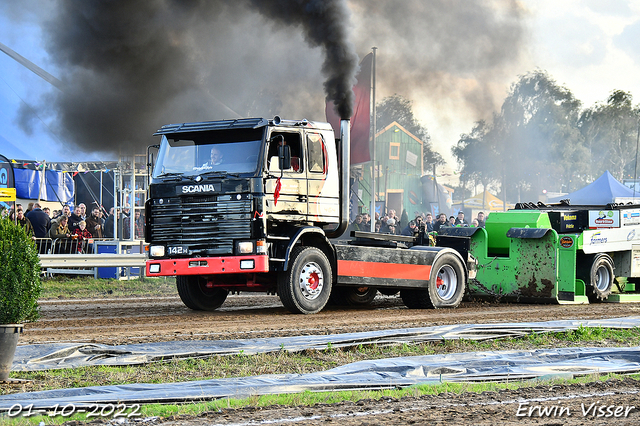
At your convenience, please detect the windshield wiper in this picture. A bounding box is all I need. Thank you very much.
[156,172,185,181]
[198,170,241,178]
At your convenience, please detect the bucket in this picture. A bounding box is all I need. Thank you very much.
[0,324,23,381]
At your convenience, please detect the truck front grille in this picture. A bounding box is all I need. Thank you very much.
[149,196,252,255]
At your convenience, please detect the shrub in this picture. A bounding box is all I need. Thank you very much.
[0,214,42,324]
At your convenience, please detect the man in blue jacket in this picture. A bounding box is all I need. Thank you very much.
[26,202,51,238]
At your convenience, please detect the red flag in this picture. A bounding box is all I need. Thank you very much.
[325,53,372,165]
[274,177,282,206]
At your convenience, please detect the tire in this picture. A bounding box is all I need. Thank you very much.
[330,286,378,306]
[176,275,228,311]
[581,254,614,302]
[400,252,466,309]
[378,288,400,296]
[278,246,332,314]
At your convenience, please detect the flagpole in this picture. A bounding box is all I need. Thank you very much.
[370,47,377,232]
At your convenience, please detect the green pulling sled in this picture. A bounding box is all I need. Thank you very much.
[438,206,640,304]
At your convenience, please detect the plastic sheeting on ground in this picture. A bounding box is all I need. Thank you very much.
[2,345,640,410]
[13,317,640,371]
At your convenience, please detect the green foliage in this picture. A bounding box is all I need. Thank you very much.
[0,214,42,324]
[578,90,640,181]
[453,70,633,201]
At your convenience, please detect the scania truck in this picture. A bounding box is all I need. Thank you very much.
[145,117,469,314]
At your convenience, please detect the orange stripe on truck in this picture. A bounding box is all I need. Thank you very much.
[338,260,431,280]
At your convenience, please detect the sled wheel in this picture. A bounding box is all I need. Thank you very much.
[278,246,332,314]
[400,252,465,309]
[176,275,228,311]
[330,286,378,306]
[586,254,614,302]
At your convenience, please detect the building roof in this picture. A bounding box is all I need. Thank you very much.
[375,121,424,145]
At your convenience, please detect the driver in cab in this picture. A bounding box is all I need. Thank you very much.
[205,147,223,167]
[194,146,223,171]
[193,146,223,171]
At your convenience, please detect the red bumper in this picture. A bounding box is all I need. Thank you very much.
[146,255,269,276]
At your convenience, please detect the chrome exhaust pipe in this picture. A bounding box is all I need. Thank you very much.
[327,119,350,238]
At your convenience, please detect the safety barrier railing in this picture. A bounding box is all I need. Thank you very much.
[37,239,148,279]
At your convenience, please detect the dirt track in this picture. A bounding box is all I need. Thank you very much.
[20,295,640,425]
[24,294,640,345]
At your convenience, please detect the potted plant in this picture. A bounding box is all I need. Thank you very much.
[0,212,42,381]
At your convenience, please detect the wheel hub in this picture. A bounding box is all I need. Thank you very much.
[299,261,324,300]
[436,265,457,301]
[595,265,611,291]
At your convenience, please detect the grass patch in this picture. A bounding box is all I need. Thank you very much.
[39,276,176,299]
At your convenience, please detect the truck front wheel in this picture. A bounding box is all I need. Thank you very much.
[278,246,332,314]
[176,276,228,311]
[401,252,465,309]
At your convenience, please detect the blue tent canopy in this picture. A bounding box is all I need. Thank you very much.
[549,171,638,205]
[0,135,32,161]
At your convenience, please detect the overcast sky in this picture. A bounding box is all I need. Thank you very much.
[1,0,640,166]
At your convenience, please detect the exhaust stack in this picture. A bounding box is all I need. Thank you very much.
[326,119,350,238]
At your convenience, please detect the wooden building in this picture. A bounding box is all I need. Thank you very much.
[354,121,425,220]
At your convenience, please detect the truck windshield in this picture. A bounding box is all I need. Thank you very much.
[153,135,262,179]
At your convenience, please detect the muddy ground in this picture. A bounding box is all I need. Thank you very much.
[19,295,640,425]
[163,379,640,426]
[25,294,640,345]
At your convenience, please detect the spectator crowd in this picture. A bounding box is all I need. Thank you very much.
[347,208,487,236]
[5,201,145,253]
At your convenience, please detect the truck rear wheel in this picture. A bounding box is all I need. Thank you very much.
[176,276,228,311]
[400,252,465,309]
[278,246,332,314]
[583,254,614,302]
[330,286,378,306]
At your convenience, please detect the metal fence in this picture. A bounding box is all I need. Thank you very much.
[37,238,147,279]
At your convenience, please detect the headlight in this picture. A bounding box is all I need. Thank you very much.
[237,241,254,254]
[150,245,165,257]
[256,239,267,254]
[149,264,161,273]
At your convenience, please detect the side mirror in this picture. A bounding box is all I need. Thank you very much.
[278,144,291,170]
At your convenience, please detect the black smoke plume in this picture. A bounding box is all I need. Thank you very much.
[18,0,357,156]
[249,0,359,119]
[13,0,525,158]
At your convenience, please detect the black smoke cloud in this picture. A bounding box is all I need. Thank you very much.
[16,0,525,157]
[31,0,357,156]
[350,0,526,123]
[247,0,359,119]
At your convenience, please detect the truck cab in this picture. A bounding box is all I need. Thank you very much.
[146,117,468,315]
[146,117,346,312]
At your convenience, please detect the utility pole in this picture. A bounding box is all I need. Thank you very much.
[369,47,377,231]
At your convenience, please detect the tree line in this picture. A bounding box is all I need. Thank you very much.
[376,70,640,203]
[452,70,640,202]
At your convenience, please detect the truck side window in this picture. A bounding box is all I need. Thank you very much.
[268,132,303,173]
[307,133,327,174]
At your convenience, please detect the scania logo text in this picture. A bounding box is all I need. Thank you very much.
[181,184,215,193]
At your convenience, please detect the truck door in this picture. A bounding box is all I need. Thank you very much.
[306,132,339,224]
[265,130,307,221]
